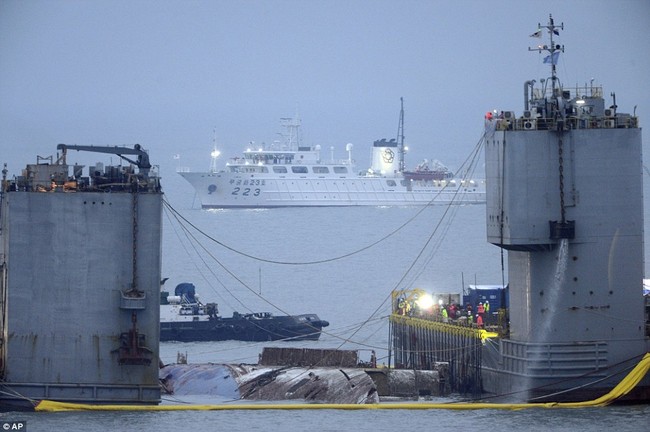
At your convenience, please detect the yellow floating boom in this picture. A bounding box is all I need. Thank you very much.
[35,353,650,412]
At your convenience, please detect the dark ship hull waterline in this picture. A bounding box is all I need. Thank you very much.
[160,283,329,342]
[160,313,328,342]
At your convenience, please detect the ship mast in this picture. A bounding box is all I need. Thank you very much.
[529,15,573,239]
[396,97,405,173]
[279,117,302,151]
[529,14,564,99]
[209,128,220,173]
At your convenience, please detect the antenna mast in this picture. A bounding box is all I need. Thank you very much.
[529,15,575,240]
[209,128,220,173]
[280,117,301,151]
[397,97,405,173]
[529,14,564,96]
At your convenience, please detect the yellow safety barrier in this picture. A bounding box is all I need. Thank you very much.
[389,314,499,342]
[35,353,650,412]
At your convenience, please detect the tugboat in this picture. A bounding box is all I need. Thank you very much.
[160,283,329,342]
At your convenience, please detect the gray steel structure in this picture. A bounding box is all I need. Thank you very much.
[482,15,649,401]
[0,144,163,410]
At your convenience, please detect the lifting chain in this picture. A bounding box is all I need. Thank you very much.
[558,135,566,223]
[131,179,139,292]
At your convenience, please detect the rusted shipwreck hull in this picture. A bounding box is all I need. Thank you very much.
[159,348,449,403]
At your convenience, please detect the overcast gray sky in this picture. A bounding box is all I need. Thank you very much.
[1,0,649,179]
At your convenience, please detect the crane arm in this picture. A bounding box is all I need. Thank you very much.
[56,144,151,175]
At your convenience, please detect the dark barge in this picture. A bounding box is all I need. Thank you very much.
[160,283,329,342]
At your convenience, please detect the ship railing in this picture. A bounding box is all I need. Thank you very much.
[326,159,355,166]
[9,161,161,193]
[499,339,609,377]
[498,115,640,132]
[391,310,503,338]
[533,84,604,100]
[10,175,162,193]
[227,156,355,166]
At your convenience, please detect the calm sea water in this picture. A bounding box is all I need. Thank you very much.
[4,169,650,431]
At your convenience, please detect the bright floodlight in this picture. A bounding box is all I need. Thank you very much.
[416,293,434,310]
[211,149,221,158]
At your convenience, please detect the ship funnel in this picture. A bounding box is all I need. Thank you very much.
[370,139,399,175]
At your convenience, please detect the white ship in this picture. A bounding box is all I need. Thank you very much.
[178,105,486,208]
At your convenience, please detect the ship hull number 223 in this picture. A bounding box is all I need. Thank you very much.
[231,187,261,196]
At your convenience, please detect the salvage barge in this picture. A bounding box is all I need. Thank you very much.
[0,144,163,410]
[160,282,330,342]
[391,16,650,402]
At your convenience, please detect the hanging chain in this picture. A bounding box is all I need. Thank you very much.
[558,135,566,223]
[131,178,139,292]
